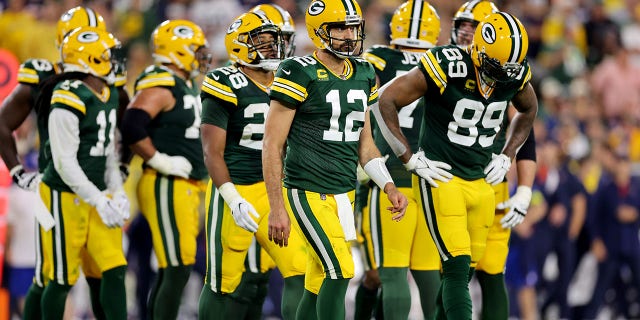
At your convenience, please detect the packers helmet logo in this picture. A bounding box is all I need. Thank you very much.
[77,31,99,43]
[227,19,242,34]
[174,25,194,38]
[481,23,496,44]
[308,1,325,16]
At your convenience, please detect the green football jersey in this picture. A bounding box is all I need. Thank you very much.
[417,44,532,180]
[18,58,60,172]
[42,79,119,192]
[270,53,378,194]
[134,65,207,180]
[200,66,267,185]
[364,45,424,187]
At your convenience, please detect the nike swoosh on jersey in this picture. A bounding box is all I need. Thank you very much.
[282,69,291,75]
[211,73,220,80]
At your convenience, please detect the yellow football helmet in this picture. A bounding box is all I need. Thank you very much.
[389,0,440,50]
[305,0,365,58]
[451,0,498,46]
[56,6,107,49]
[61,26,120,83]
[225,11,284,71]
[151,20,211,77]
[470,12,528,87]
[251,4,296,57]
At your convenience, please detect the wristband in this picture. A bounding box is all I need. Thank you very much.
[363,157,394,190]
[218,182,241,206]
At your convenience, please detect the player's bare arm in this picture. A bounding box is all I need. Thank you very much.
[125,87,175,160]
[501,82,537,159]
[374,67,428,163]
[263,99,295,247]
[358,110,408,220]
[0,84,34,169]
[201,123,231,187]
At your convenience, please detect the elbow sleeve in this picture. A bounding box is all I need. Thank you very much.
[516,127,536,162]
[121,108,152,146]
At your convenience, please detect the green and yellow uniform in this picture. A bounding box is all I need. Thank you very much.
[40,79,126,285]
[416,44,531,263]
[199,65,305,296]
[17,59,59,288]
[270,53,378,293]
[361,45,439,272]
[18,59,116,285]
[135,65,206,268]
[476,116,511,274]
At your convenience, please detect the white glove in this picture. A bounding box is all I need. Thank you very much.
[404,151,452,187]
[484,153,511,186]
[94,196,125,228]
[218,182,259,232]
[10,165,41,192]
[498,186,532,229]
[112,190,131,221]
[147,151,192,179]
[229,198,260,232]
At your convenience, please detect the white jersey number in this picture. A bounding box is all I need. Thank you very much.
[90,109,117,156]
[323,89,367,142]
[184,95,202,139]
[447,99,507,147]
[239,103,268,150]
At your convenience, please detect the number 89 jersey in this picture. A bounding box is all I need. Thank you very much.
[417,44,531,180]
[200,66,268,185]
[42,80,119,192]
[270,54,378,194]
[134,65,207,180]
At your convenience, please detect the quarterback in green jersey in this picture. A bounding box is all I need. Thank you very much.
[264,0,408,319]
[0,7,129,320]
[375,12,538,320]
[198,11,305,320]
[120,19,211,320]
[38,26,129,320]
[356,1,442,319]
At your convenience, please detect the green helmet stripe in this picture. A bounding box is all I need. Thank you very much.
[499,12,522,64]
[408,0,425,40]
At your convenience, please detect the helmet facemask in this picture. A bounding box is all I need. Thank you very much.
[282,31,296,58]
[477,51,524,88]
[317,18,365,59]
[194,46,212,75]
[237,25,284,71]
[451,18,478,47]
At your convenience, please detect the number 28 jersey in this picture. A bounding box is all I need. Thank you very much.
[200,66,268,185]
[417,45,531,180]
[270,53,379,194]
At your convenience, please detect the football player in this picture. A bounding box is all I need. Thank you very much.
[38,26,129,319]
[120,19,211,320]
[0,6,128,319]
[251,3,297,58]
[449,2,538,319]
[197,11,306,320]
[263,0,408,318]
[355,1,442,319]
[374,12,538,319]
